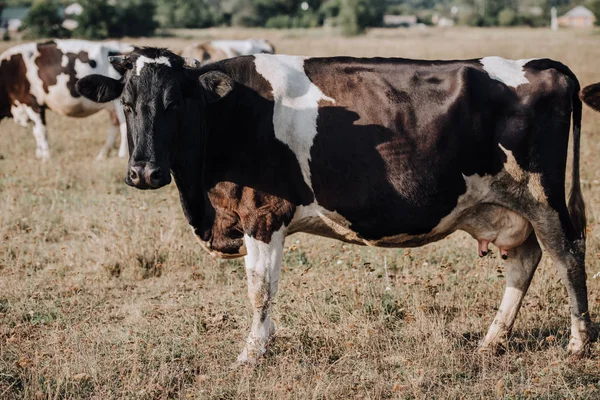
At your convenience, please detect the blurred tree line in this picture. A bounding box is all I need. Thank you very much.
[7,0,600,39]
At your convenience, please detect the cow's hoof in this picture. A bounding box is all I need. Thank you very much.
[96,152,107,161]
[231,347,263,369]
[36,148,50,160]
[478,340,507,356]
[118,149,128,158]
[567,337,590,358]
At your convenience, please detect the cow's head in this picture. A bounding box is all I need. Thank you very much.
[76,47,233,190]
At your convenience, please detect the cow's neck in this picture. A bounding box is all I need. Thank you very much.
[170,96,214,242]
[171,83,265,242]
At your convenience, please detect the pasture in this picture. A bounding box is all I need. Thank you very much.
[2,27,600,399]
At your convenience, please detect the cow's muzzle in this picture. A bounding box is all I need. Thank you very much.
[126,162,171,190]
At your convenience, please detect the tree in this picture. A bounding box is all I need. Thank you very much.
[339,0,361,35]
[588,0,600,26]
[338,0,384,35]
[74,0,156,39]
[497,7,517,25]
[114,0,158,37]
[24,0,70,38]
[156,0,221,29]
[73,0,118,39]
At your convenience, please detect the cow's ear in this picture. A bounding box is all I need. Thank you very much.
[198,71,234,103]
[76,74,124,103]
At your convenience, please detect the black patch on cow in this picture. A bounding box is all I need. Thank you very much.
[304,57,510,239]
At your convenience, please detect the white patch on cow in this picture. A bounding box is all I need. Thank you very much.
[237,226,285,364]
[135,55,171,76]
[499,144,547,203]
[481,287,523,348]
[480,56,536,88]
[211,39,274,58]
[10,101,30,127]
[254,54,335,190]
[22,105,49,159]
[61,54,69,68]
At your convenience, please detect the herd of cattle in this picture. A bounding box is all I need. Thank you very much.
[3,37,600,365]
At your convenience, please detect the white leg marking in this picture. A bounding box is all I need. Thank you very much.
[568,317,590,354]
[236,226,286,365]
[481,287,524,347]
[118,123,128,158]
[480,57,537,88]
[254,55,334,191]
[24,106,49,160]
[115,102,128,158]
[97,124,118,160]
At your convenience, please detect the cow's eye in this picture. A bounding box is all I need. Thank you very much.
[165,101,179,112]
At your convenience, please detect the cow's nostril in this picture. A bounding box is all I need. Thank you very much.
[149,169,161,182]
[130,169,139,182]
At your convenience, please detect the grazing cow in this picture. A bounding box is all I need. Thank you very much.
[180,39,274,63]
[77,48,593,365]
[0,39,134,160]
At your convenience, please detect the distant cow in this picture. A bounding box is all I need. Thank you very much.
[0,39,134,160]
[77,48,594,365]
[581,82,600,112]
[180,39,274,63]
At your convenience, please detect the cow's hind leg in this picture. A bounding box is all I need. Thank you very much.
[97,111,119,160]
[480,232,542,353]
[115,102,128,158]
[531,212,592,355]
[235,228,285,366]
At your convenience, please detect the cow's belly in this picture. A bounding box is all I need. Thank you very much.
[288,202,456,247]
[289,201,531,251]
[44,94,107,118]
[43,74,110,117]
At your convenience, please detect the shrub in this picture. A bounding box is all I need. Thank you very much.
[497,8,517,26]
[24,0,70,39]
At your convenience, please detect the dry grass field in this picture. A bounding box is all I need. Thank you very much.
[2,27,600,399]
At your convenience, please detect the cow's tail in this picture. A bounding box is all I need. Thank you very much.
[568,78,586,239]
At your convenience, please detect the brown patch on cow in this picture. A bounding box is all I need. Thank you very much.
[0,53,40,118]
[181,43,231,63]
[35,42,93,98]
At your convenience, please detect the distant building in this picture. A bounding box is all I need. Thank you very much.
[383,14,418,28]
[558,6,596,28]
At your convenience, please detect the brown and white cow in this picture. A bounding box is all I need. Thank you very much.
[0,39,134,160]
[77,48,595,365]
[180,39,274,63]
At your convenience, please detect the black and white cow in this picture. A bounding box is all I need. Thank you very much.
[0,39,134,160]
[77,48,595,365]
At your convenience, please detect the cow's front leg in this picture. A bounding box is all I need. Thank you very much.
[24,106,49,160]
[236,227,286,365]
